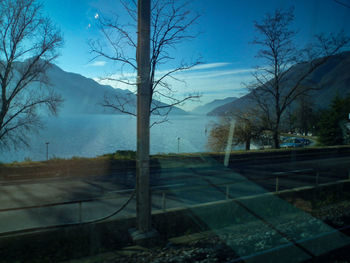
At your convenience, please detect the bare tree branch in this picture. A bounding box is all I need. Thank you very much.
[101,93,136,116]
[0,0,63,149]
[249,7,349,149]
[89,0,201,126]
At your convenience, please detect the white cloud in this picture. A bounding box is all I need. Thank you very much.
[189,62,231,71]
[176,68,254,79]
[87,61,107,67]
[92,65,255,111]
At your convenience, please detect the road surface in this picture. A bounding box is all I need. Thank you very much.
[0,155,349,234]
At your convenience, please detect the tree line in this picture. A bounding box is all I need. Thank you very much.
[208,93,350,152]
[209,7,350,151]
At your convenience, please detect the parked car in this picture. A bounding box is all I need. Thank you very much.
[280,138,304,148]
[298,138,311,145]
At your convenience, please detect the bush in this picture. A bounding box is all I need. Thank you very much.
[101,150,136,160]
[317,94,350,146]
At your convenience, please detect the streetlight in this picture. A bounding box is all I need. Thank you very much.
[177,137,180,153]
[46,142,49,161]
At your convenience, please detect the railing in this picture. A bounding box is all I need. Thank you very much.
[0,168,349,232]
[0,189,134,223]
[273,169,314,193]
[153,168,350,211]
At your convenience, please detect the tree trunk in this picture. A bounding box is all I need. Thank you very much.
[245,138,251,150]
[273,129,280,149]
[273,112,281,149]
[136,0,151,234]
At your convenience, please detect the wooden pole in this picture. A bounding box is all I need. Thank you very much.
[136,0,151,233]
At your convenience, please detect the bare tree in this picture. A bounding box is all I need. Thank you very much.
[232,111,265,150]
[0,0,63,149]
[249,7,349,148]
[207,116,231,152]
[208,110,263,152]
[89,0,200,126]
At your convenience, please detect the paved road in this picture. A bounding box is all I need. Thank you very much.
[0,155,349,234]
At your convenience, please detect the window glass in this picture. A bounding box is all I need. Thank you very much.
[1,0,350,262]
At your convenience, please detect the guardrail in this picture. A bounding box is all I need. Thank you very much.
[0,189,134,223]
[0,167,349,231]
[152,168,349,211]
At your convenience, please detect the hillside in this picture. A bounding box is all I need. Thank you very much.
[191,97,238,115]
[31,63,188,115]
[208,51,350,116]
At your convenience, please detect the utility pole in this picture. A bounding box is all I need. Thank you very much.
[136,0,151,234]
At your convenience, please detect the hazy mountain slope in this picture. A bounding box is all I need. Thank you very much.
[45,64,128,115]
[42,63,188,115]
[191,97,238,115]
[209,51,350,116]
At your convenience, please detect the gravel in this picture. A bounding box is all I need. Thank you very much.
[99,200,350,263]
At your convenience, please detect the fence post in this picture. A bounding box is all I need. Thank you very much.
[226,185,230,200]
[275,176,279,193]
[162,192,166,211]
[78,202,82,223]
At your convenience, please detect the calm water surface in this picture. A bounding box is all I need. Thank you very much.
[3,114,216,163]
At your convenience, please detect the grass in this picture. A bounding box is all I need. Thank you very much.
[2,144,350,170]
[100,150,136,160]
[1,150,137,168]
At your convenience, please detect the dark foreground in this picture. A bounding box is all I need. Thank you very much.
[66,185,350,263]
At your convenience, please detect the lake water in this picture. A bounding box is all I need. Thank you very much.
[2,114,218,163]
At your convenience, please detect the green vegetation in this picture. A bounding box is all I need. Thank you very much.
[287,95,319,136]
[2,145,350,179]
[248,7,349,149]
[317,94,350,146]
[208,92,350,150]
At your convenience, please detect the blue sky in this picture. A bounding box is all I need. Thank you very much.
[42,0,350,110]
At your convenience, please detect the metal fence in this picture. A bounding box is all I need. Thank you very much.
[0,167,349,235]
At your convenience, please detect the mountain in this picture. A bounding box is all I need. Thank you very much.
[37,63,188,115]
[208,51,350,116]
[191,97,238,115]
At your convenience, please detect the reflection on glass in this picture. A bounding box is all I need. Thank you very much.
[1,0,350,262]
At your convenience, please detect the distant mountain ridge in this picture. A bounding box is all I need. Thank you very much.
[191,97,238,115]
[31,63,188,116]
[208,51,350,116]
